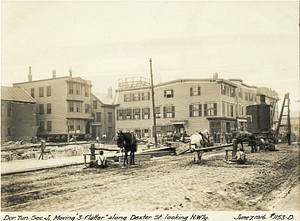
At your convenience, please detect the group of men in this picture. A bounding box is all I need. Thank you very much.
[190,130,247,164]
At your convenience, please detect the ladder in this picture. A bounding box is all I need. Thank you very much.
[276,93,291,142]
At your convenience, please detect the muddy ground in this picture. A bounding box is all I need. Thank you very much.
[1,143,299,212]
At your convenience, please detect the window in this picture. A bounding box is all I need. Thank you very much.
[69,102,74,112]
[221,84,226,95]
[39,87,44,97]
[142,91,150,100]
[142,108,150,119]
[40,121,45,133]
[189,104,202,117]
[245,91,249,101]
[155,107,161,118]
[47,86,51,96]
[163,106,175,118]
[108,112,112,122]
[126,109,132,120]
[39,104,44,115]
[190,86,201,96]
[7,128,11,136]
[135,129,142,138]
[93,101,97,109]
[210,122,221,134]
[76,84,81,95]
[204,103,217,116]
[117,109,125,121]
[76,102,81,112]
[69,119,74,131]
[31,88,34,98]
[133,108,140,120]
[230,87,235,97]
[153,125,173,137]
[85,86,89,97]
[249,93,254,101]
[164,89,174,98]
[47,103,51,114]
[85,104,90,113]
[133,93,140,101]
[96,112,101,122]
[142,129,149,137]
[7,106,11,117]
[69,84,74,94]
[47,121,52,132]
[77,123,81,130]
[124,93,131,102]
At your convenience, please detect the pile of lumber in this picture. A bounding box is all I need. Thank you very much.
[175,144,191,155]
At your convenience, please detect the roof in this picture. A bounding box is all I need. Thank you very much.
[92,92,114,105]
[1,86,36,103]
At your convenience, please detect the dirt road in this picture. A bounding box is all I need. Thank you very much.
[1,143,299,212]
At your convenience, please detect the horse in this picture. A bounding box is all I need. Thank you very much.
[190,131,203,164]
[116,131,137,167]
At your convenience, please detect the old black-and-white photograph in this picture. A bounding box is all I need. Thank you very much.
[1,0,299,217]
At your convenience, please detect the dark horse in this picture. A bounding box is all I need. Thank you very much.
[117,131,137,167]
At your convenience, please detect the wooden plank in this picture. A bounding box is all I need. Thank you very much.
[194,143,233,151]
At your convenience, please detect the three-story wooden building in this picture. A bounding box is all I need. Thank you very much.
[13,68,93,141]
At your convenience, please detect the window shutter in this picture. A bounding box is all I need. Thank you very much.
[171,90,174,97]
[148,92,150,100]
[204,104,207,116]
[117,110,119,121]
[163,107,166,118]
[198,86,201,95]
[214,103,217,116]
[199,104,202,117]
[189,105,193,117]
[142,93,144,100]
[142,108,144,119]
[148,108,150,120]
[164,90,166,97]
[190,87,193,96]
[172,106,175,118]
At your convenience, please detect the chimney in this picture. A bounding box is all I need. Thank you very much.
[69,68,72,77]
[52,70,56,78]
[28,66,32,82]
[213,73,218,81]
[108,86,113,98]
[260,94,266,104]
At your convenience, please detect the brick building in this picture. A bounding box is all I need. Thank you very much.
[114,74,279,142]
[13,68,93,141]
[1,86,37,143]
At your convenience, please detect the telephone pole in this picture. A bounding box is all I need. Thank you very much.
[149,58,158,148]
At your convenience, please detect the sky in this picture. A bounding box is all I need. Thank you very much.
[1,1,299,113]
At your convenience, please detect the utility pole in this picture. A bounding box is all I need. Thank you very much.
[149,58,158,148]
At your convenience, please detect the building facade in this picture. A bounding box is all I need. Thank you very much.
[114,74,279,142]
[91,89,116,141]
[13,69,93,141]
[1,86,37,143]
